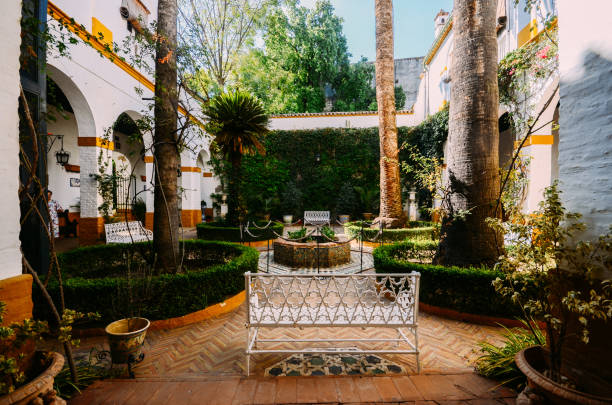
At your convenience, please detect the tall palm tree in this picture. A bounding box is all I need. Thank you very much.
[204,91,269,225]
[154,0,180,273]
[375,0,404,228]
[435,0,502,266]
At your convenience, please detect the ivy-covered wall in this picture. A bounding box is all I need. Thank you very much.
[213,109,449,220]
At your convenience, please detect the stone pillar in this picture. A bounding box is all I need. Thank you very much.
[78,138,113,245]
[180,166,202,227]
[408,189,418,221]
[144,155,155,230]
[520,135,553,213]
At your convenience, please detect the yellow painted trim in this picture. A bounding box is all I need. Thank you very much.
[77,137,114,150]
[181,166,201,173]
[515,135,554,148]
[47,1,203,128]
[91,17,112,47]
[202,172,213,178]
[517,19,539,47]
[440,66,447,76]
[522,17,557,48]
[143,156,154,163]
[424,17,453,66]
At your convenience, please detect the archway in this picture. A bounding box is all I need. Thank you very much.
[498,112,515,170]
[196,149,214,221]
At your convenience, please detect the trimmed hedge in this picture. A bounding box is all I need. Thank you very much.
[34,240,259,325]
[196,221,284,242]
[373,241,521,318]
[344,221,438,242]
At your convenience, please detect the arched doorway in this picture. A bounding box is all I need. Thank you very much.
[498,112,515,170]
[197,149,214,221]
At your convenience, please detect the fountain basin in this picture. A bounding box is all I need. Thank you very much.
[273,237,351,268]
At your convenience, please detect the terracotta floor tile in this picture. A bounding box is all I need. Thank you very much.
[446,374,515,399]
[274,377,297,404]
[100,381,138,405]
[411,375,474,401]
[391,375,424,401]
[315,377,339,403]
[186,380,223,405]
[211,377,241,405]
[372,376,402,402]
[232,378,258,405]
[295,377,319,403]
[352,376,383,402]
[334,376,361,403]
[253,378,277,404]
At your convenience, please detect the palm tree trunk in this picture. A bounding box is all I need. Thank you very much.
[153,0,180,273]
[435,0,502,266]
[375,0,404,228]
[227,152,242,226]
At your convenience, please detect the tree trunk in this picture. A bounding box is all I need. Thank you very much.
[226,152,242,226]
[435,0,502,267]
[153,0,180,273]
[374,0,404,228]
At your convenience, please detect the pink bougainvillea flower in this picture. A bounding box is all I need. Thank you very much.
[537,45,551,59]
[509,67,516,76]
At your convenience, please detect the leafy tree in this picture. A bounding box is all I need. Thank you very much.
[178,0,275,96]
[204,91,269,225]
[367,85,407,111]
[237,0,377,114]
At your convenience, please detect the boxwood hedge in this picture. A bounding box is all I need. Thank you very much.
[344,221,438,242]
[34,240,259,325]
[196,221,284,242]
[373,241,521,318]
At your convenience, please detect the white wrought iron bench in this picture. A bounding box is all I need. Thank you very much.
[104,221,153,244]
[303,210,330,226]
[244,272,421,376]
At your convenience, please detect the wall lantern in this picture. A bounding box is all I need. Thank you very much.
[315,153,321,163]
[45,133,70,166]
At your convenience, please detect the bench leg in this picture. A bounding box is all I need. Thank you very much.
[246,353,250,377]
[414,327,420,374]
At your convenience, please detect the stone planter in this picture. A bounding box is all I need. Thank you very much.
[105,317,150,364]
[283,215,293,224]
[515,346,612,405]
[0,351,65,405]
[273,237,351,268]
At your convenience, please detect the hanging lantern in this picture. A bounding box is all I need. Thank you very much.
[55,148,70,166]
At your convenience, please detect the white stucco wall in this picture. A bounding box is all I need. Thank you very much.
[0,0,23,279]
[269,112,417,130]
[557,0,612,241]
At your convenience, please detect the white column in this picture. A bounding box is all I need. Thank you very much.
[523,141,553,213]
[0,1,23,279]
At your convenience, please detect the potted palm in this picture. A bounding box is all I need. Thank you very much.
[336,182,357,224]
[488,184,612,404]
[204,90,270,227]
[354,186,379,221]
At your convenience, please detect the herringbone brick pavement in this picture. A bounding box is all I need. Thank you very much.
[71,302,504,378]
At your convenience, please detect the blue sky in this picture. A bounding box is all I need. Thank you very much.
[299,0,454,62]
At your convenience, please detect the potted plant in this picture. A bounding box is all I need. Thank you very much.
[336,182,357,224]
[488,184,612,404]
[107,264,152,375]
[354,186,379,221]
[280,182,301,224]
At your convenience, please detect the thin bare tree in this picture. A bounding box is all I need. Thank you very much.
[435,0,502,266]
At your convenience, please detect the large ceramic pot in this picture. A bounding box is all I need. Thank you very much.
[282,215,293,224]
[1,352,65,405]
[105,317,150,364]
[338,214,350,224]
[515,346,612,405]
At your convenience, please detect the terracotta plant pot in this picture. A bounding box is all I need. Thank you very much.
[515,346,612,405]
[263,214,271,221]
[362,213,373,220]
[105,317,150,364]
[1,351,65,405]
[282,215,293,224]
[338,214,350,224]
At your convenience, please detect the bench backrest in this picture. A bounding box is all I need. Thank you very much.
[105,221,151,243]
[303,211,330,226]
[246,272,420,327]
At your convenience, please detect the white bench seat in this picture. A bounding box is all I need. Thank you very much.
[244,272,421,376]
[104,221,153,244]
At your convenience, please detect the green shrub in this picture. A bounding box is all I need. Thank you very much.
[373,242,521,318]
[474,320,545,389]
[344,221,438,242]
[287,227,308,240]
[34,240,259,325]
[196,221,284,242]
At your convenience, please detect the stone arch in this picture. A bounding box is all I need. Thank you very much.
[498,112,515,169]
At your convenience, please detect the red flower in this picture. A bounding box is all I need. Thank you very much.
[536,45,551,59]
[509,67,516,76]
